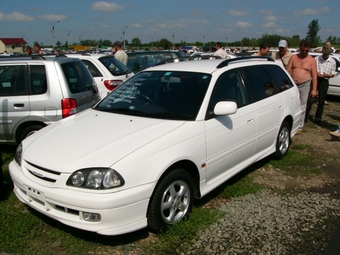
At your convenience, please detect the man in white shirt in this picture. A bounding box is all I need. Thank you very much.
[214,42,228,59]
[113,41,128,65]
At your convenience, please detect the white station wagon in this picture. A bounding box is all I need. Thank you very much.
[9,57,302,235]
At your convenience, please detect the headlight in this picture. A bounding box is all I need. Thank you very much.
[15,143,23,166]
[67,168,124,190]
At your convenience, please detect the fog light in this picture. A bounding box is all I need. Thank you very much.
[83,212,101,222]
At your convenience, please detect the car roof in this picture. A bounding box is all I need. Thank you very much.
[0,55,81,64]
[147,56,277,73]
[64,53,113,59]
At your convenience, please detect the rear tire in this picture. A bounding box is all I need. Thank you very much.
[273,121,291,159]
[147,168,194,233]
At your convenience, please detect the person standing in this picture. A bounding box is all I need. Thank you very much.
[34,43,43,55]
[252,42,270,56]
[113,41,128,65]
[286,40,318,135]
[305,44,336,125]
[214,42,228,59]
[25,45,33,55]
[277,40,293,69]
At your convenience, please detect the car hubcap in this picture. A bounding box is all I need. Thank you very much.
[278,127,289,155]
[161,180,190,224]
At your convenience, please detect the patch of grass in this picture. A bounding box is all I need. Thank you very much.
[267,150,322,177]
[218,175,264,199]
[290,143,310,150]
[144,207,224,255]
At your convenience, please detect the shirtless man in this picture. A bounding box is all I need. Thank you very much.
[287,40,317,134]
[34,43,44,55]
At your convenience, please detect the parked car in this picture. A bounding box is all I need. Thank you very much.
[126,50,187,73]
[0,55,100,144]
[64,53,134,98]
[9,56,302,235]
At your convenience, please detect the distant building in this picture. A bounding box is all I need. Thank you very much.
[0,38,27,54]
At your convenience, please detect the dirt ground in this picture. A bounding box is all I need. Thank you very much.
[249,95,340,197]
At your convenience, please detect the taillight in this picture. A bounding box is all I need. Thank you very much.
[62,98,78,118]
[104,80,123,91]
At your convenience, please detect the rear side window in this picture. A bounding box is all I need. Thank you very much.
[81,60,102,77]
[0,65,27,96]
[61,61,94,94]
[263,65,293,92]
[99,56,130,76]
[240,66,277,102]
[30,65,47,95]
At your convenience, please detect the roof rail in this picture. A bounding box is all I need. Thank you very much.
[0,55,47,60]
[216,56,274,69]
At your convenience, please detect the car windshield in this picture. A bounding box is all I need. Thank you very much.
[94,70,211,120]
[99,56,131,76]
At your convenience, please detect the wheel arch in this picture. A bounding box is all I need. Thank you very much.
[152,159,201,201]
[15,121,47,143]
[283,115,293,131]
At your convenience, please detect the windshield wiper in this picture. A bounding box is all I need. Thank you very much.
[96,107,144,114]
[149,111,191,119]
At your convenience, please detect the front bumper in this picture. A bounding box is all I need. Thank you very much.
[9,160,153,235]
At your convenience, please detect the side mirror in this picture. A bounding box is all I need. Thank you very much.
[214,101,237,116]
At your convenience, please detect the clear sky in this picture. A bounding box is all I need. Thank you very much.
[0,0,339,47]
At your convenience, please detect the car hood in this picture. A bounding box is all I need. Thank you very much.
[23,110,185,173]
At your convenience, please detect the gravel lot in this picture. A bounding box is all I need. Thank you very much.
[186,190,340,255]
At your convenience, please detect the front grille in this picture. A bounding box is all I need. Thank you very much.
[25,161,61,183]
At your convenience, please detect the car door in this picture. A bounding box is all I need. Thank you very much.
[240,65,285,154]
[0,64,29,142]
[328,56,340,96]
[204,70,256,182]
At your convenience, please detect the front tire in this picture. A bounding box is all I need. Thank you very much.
[273,121,291,159]
[147,168,194,233]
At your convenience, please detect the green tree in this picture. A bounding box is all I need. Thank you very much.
[241,37,251,48]
[305,19,321,47]
[258,34,281,48]
[131,37,141,46]
[56,41,62,48]
[326,36,337,45]
[289,35,301,47]
[157,38,172,49]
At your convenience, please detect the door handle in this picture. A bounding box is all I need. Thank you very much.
[247,118,254,123]
[14,103,24,108]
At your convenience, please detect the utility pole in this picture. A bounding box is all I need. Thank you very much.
[150,37,153,50]
[121,26,128,50]
[48,21,60,50]
[202,33,208,47]
[67,31,73,48]
[79,35,83,46]
[171,31,178,50]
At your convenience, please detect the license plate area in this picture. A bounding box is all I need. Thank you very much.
[24,185,46,206]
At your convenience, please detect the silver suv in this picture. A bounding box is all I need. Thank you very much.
[0,56,100,144]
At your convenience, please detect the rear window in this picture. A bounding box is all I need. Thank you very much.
[99,56,131,76]
[61,61,94,94]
